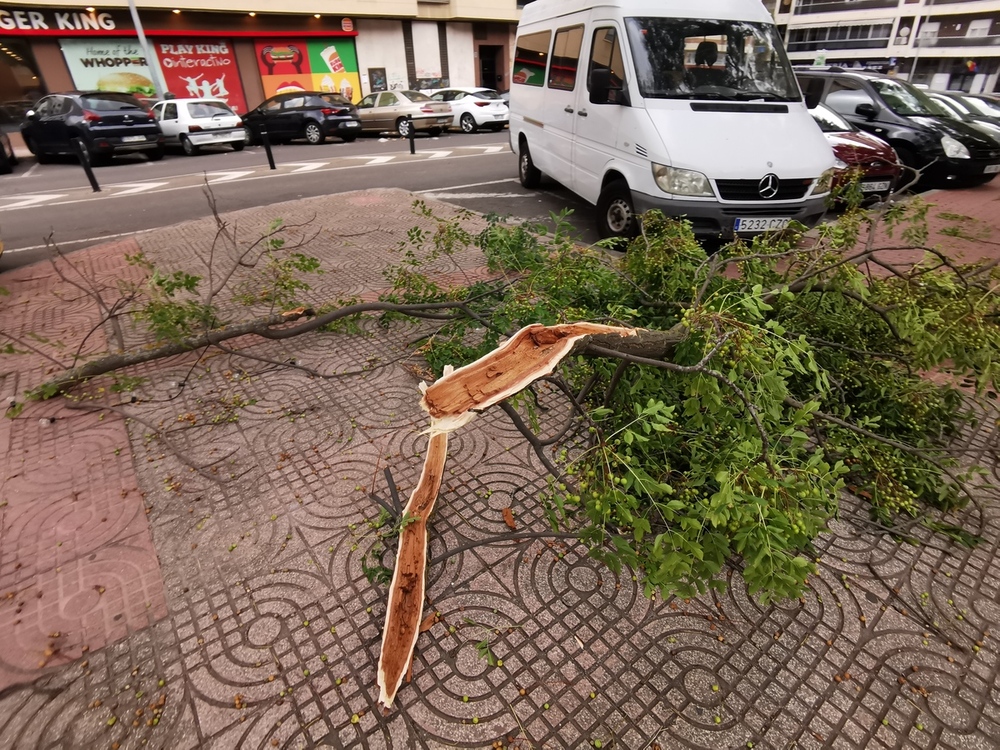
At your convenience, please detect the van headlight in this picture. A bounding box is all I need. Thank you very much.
[941,134,970,159]
[652,164,713,197]
[814,167,839,194]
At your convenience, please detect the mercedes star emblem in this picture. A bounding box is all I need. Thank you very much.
[758,173,780,199]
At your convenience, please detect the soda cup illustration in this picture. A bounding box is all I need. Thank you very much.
[321,45,345,73]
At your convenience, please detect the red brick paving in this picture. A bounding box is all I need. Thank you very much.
[0,240,167,692]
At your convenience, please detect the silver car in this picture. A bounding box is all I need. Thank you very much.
[355,90,451,137]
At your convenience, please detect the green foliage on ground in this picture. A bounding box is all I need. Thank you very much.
[385,198,999,604]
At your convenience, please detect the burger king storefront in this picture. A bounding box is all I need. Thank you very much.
[0,5,362,123]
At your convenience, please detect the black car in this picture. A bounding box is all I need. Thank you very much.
[20,92,164,165]
[242,92,361,145]
[0,130,18,175]
[795,68,1000,188]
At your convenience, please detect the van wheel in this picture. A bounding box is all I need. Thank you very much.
[597,179,639,241]
[518,141,541,188]
[181,135,199,156]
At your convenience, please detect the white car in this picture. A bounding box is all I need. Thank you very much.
[151,98,245,156]
[424,87,508,133]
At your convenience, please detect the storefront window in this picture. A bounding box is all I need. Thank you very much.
[0,38,45,129]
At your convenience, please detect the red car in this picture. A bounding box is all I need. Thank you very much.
[811,104,902,201]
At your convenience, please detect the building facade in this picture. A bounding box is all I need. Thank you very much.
[774,0,1000,93]
[0,0,518,124]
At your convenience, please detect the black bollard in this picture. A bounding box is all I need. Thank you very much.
[70,138,101,192]
[260,127,276,170]
[407,114,415,155]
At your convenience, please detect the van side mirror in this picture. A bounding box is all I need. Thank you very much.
[802,78,824,110]
[590,67,628,106]
[855,102,879,120]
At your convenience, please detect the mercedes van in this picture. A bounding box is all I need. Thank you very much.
[509,0,837,240]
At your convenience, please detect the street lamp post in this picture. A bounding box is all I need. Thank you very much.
[127,0,169,98]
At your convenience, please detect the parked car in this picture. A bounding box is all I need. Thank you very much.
[810,104,901,201]
[242,92,361,145]
[355,90,452,137]
[926,91,1000,139]
[511,0,834,241]
[796,68,1000,188]
[0,130,18,174]
[20,91,164,165]
[152,98,245,155]
[424,87,508,133]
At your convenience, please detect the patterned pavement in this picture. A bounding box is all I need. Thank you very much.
[0,187,999,749]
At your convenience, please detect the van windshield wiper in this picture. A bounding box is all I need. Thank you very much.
[657,92,734,101]
[733,91,794,102]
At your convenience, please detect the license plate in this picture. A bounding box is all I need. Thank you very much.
[861,180,891,192]
[344,121,359,127]
[121,135,146,143]
[493,114,505,119]
[985,164,1000,174]
[734,217,791,233]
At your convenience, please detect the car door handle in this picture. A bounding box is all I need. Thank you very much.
[577,109,588,117]
[564,106,574,114]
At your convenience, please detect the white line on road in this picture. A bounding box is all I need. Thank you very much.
[113,181,170,196]
[422,150,453,159]
[21,162,40,179]
[420,192,529,200]
[345,155,395,166]
[0,194,69,211]
[284,162,328,173]
[207,170,256,183]
[3,227,156,254]
[416,178,517,193]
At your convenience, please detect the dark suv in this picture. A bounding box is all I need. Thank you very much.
[795,68,1000,188]
[21,92,164,165]
[242,92,361,145]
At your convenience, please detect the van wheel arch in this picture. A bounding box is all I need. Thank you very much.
[596,178,639,242]
[518,135,542,188]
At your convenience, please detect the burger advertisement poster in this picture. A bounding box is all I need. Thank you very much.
[156,41,248,113]
[255,38,361,102]
[60,39,156,97]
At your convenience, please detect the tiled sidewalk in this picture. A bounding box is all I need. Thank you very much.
[0,187,998,749]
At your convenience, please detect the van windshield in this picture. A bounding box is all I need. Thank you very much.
[625,18,800,102]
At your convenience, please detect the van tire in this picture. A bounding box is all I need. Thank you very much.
[518,141,541,188]
[597,179,639,241]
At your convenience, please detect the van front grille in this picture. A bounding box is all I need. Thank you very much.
[715,178,813,201]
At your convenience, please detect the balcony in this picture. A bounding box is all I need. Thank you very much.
[793,0,899,14]
[916,34,1000,47]
[788,38,891,51]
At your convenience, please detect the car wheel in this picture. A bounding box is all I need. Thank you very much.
[304,121,325,145]
[243,126,257,146]
[460,113,478,134]
[146,146,165,162]
[0,152,11,175]
[396,118,413,138]
[27,137,53,164]
[231,141,245,152]
[341,134,357,143]
[518,140,541,189]
[596,179,639,241]
[488,123,506,132]
[428,127,442,137]
[181,135,199,156]
[87,147,111,167]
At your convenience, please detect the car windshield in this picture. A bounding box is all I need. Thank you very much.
[81,94,144,111]
[472,90,502,100]
[868,78,939,117]
[928,96,962,119]
[402,91,431,102]
[961,95,1000,117]
[811,104,852,133]
[625,17,799,101]
[188,101,235,118]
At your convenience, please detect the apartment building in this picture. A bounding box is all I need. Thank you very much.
[775,0,1000,93]
[0,0,518,121]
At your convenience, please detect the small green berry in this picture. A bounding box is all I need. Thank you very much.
[715,715,722,724]
[544,703,550,710]
[882,719,889,726]
[107,717,116,727]
[712,684,719,692]
[303,620,309,627]
[589,691,596,699]
[335,678,343,686]
[303,669,310,676]
[916,723,924,731]
[158,679,165,687]
[593,741,602,749]
[496,659,503,667]
[462,695,469,703]
[320,655,328,662]
[351,713,359,724]
[472,717,479,724]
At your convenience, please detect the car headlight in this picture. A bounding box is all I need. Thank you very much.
[651,163,713,197]
[941,134,970,159]
[814,167,839,194]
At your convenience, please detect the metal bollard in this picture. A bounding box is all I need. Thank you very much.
[70,138,101,192]
[407,114,415,155]
[260,127,276,170]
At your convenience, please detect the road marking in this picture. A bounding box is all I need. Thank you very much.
[4,227,156,254]
[284,162,328,173]
[422,150,453,159]
[346,155,396,166]
[113,181,170,196]
[416,178,517,193]
[206,170,256,183]
[21,162,40,179]
[460,145,506,154]
[0,194,69,211]
[420,192,528,200]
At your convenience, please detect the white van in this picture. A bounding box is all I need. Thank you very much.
[509,0,836,240]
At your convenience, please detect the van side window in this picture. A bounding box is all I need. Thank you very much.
[588,27,627,104]
[513,30,552,87]
[548,26,584,91]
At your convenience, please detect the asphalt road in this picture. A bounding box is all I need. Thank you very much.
[0,130,598,272]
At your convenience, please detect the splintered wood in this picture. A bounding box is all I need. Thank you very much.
[376,322,635,708]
